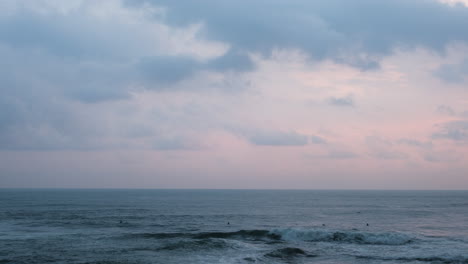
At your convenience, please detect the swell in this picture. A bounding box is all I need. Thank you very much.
[264,247,318,259]
[356,255,468,264]
[124,229,280,241]
[272,228,414,245]
[156,238,231,251]
[124,228,414,245]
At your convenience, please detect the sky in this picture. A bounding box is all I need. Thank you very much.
[1,0,468,189]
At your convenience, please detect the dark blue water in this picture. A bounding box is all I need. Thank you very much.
[1,189,468,263]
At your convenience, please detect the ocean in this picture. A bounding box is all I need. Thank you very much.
[0,189,467,264]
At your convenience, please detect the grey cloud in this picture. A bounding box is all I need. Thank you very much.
[2,0,468,109]
[0,44,134,106]
[371,151,408,160]
[366,135,393,148]
[63,64,138,103]
[365,135,408,160]
[0,11,88,58]
[138,52,254,89]
[0,3,257,99]
[248,130,309,146]
[327,95,354,107]
[0,0,257,152]
[436,105,456,116]
[65,84,132,103]
[0,100,104,151]
[0,8,151,61]
[424,151,461,163]
[0,47,191,150]
[432,120,468,141]
[206,49,255,72]
[128,0,468,69]
[2,0,468,153]
[0,12,138,104]
[310,135,327,144]
[124,124,155,139]
[327,150,358,159]
[0,3,254,106]
[397,138,433,149]
[153,136,200,150]
[434,59,468,84]
[334,54,381,71]
[307,150,358,160]
[138,56,200,87]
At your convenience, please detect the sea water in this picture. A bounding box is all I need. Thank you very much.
[1,189,467,263]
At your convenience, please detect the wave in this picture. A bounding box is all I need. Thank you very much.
[124,229,280,241]
[193,230,280,240]
[357,255,468,264]
[271,228,414,245]
[157,238,231,251]
[123,228,414,246]
[396,256,468,264]
[125,232,189,239]
[449,203,468,207]
[264,247,317,259]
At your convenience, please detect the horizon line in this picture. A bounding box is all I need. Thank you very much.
[1,187,467,191]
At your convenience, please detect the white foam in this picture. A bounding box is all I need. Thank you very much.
[270,228,413,245]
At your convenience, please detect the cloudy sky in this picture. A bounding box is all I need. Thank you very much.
[1,0,468,189]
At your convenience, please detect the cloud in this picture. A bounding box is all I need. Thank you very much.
[206,49,255,72]
[306,149,358,160]
[397,138,433,149]
[440,0,468,7]
[127,0,468,69]
[153,136,201,150]
[424,150,462,163]
[0,0,236,102]
[138,52,255,89]
[327,95,355,107]
[1,0,468,154]
[436,105,456,116]
[138,55,200,87]
[365,135,408,160]
[432,120,468,141]
[310,135,327,144]
[0,0,245,150]
[247,130,309,146]
[0,4,152,60]
[327,150,358,159]
[433,59,468,83]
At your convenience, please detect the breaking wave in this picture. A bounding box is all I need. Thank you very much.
[356,255,468,264]
[124,228,413,245]
[271,228,414,245]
